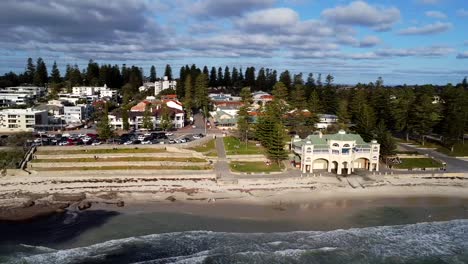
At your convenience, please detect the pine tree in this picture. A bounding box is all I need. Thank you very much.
[217,67,223,87]
[409,93,441,144]
[122,106,130,131]
[255,68,267,92]
[164,64,172,80]
[33,58,48,86]
[279,70,292,91]
[25,58,35,84]
[308,90,323,114]
[244,67,256,88]
[97,103,113,140]
[159,104,173,131]
[202,66,209,76]
[209,67,217,87]
[224,66,231,88]
[150,65,157,82]
[267,122,288,164]
[142,104,154,130]
[194,74,209,111]
[375,121,396,156]
[355,104,376,142]
[50,61,61,84]
[184,75,193,119]
[290,84,306,110]
[337,100,350,129]
[176,66,186,98]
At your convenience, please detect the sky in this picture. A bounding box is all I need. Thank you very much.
[0,0,466,85]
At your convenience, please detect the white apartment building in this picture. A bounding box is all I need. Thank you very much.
[63,105,92,124]
[155,76,177,95]
[58,93,86,105]
[291,130,380,175]
[316,114,338,129]
[0,108,48,132]
[3,86,46,97]
[72,84,116,98]
[109,107,185,130]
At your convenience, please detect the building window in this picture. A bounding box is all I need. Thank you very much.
[306,147,312,153]
[343,144,350,147]
[332,143,339,147]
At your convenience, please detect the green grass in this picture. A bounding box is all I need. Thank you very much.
[32,157,207,163]
[393,158,443,169]
[394,150,420,155]
[36,148,167,155]
[189,139,217,157]
[230,161,282,173]
[34,165,213,171]
[223,137,264,155]
[436,143,468,157]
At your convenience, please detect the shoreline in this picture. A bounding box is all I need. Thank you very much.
[1,171,467,222]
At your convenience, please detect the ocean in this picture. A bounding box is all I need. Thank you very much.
[1,197,467,263]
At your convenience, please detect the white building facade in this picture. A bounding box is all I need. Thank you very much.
[64,105,92,124]
[291,130,380,175]
[154,76,177,95]
[0,108,48,132]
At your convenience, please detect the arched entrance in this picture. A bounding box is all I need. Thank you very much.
[312,158,329,172]
[330,161,339,173]
[342,161,350,175]
[354,158,370,171]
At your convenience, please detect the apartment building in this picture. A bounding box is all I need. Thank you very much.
[0,108,48,132]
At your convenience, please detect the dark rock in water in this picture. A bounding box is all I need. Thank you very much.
[55,208,66,213]
[165,196,176,202]
[22,200,35,208]
[0,203,69,222]
[116,201,125,207]
[78,201,92,211]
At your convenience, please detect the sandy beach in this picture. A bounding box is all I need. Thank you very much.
[1,171,467,221]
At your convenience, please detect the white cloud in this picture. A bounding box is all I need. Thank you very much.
[190,0,274,18]
[397,22,452,35]
[425,10,447,19]
[457,9,468,17]
[236,8,299,30]
[321,1,401,31]
[359,36,381,47]
[457,52,468,59]
[376,46,455,57]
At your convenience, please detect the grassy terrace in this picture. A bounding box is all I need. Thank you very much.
[189,139,217,157]
[393,158,443,169]
[223,137,264,155]
[32,157,207,163]
[437,143,468,157]
[230,161,283,173]
[36,148,167,155]
[34,165,213,171]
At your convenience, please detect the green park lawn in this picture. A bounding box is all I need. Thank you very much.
[436,143,468,157]
[36,148,167,155]
[32,157,207,163]
[223,137,264,155]
[189,139,217,157]
[34,165,213,171]
[230,161,282,173]
[393,158,443,169]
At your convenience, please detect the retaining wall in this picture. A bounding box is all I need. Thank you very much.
[227,154,267,161]
[35,152,204,160]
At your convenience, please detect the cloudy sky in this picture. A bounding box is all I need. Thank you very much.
[0,0,466,85]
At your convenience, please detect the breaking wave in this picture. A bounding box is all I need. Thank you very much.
[6,219,468,264]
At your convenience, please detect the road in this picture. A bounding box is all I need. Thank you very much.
[398,143,468,173]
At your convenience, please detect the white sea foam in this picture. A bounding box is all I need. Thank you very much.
[11,219,468,264]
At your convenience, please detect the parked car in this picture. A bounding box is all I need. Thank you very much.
[169,139,175,144]
[137,135,146,141]
[91,141,102,146]
[165,132,174,136]
[193,134,201,139]
[141,140,152,145]
[123,140,133,145]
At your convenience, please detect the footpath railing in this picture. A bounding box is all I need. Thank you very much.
[19,145,36,171]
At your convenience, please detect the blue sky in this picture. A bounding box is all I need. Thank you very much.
[0,0,466,85]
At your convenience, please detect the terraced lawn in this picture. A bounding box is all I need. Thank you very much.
[189,139,217,157]
[34,165,213,171]
[393,158,443,169]
[36,148,167,155]
[230,161,283,173]
[32,157,207,163]
[223,137,264,155]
